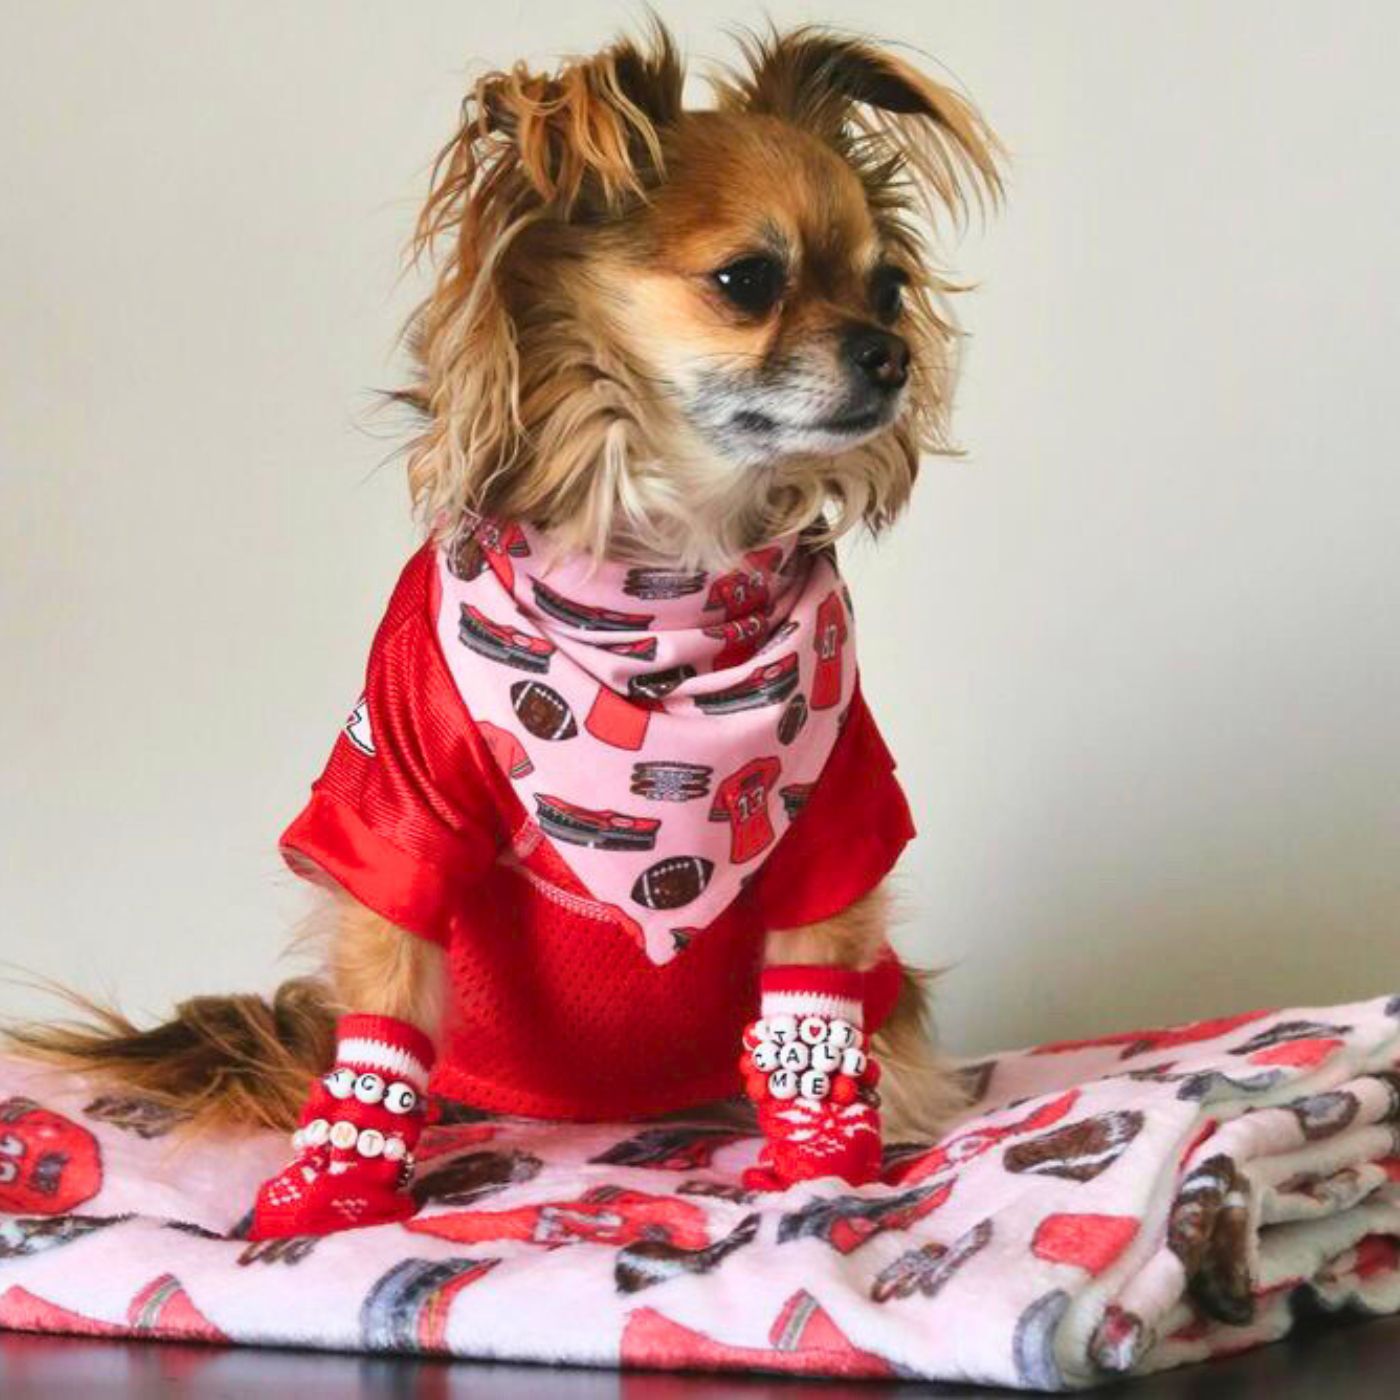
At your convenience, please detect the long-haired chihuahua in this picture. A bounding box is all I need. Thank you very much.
[13,22,1001,1234]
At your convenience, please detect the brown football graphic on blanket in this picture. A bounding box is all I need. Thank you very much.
[509,681,578,741]
[1003,1110,1144,1183]
[631,856,714,910]
[591,1124,745,1170]
[83,1094,189,1141]
[410,1149,542,1209]
[615,1212,760,1294]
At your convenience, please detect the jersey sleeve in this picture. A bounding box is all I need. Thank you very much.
[753,686,916,931]
[279,548,505,946]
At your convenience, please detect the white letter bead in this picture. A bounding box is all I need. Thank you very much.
[826,1020,859,1051]
[751,1019,774,1042]
[383,1083,418,1116]
[798,1016,828,1045]
[777,1041,810,1072]
[303,1118,330,1146]
[811,1042,842,1073]
[799,1070,831,1100]
[353,1072,386,1105]
[751,1042,780,1072]
[323,1067,355,1100]
[291,1129,305,1151]
[840,1047,868,1077]
[357,1129,386,1158]
[768,1069,799,1100]
[767,1014,798,1044]
[329,1120,359,1150]
[383,1136,408,1162]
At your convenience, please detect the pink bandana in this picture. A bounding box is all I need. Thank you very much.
[434,518,857,964]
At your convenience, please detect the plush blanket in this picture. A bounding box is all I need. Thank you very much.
[0,994,1397,1390]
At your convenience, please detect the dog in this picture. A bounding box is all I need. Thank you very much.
[11,23,1001,1236]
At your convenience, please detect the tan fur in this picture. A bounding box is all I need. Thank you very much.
[7,23,999,1148]
[871,966,971,1141]
[326,896,447,1039]
[766,886,967,1141]
[765,885,892,969]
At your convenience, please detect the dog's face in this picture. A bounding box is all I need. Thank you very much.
[404,26,1000,564]
[601,113,912,469]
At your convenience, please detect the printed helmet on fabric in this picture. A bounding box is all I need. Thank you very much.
[0,1098,103,1216]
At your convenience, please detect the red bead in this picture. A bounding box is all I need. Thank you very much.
[830,1076,858,1105]
[745,1071,770,1101]
[863,1059,882,1087]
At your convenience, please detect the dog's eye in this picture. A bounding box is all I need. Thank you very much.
[871,266,908,324]
[713,256,784,316]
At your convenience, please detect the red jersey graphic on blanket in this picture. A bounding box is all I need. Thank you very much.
[280,523,914,1119]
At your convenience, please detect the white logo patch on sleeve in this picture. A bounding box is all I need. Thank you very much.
[344,696,375,756]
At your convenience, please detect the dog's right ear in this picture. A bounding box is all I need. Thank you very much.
[418,25,683,248]
[403,26,684,535]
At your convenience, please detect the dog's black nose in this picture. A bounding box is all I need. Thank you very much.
[845,328,910,390]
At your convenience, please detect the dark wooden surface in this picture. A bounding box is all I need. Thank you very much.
[0,1312,1396,1398]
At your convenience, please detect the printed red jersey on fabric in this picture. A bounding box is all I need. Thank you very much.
[280,545,916,1119]
[811,589,849,710]
[710,757,783,864]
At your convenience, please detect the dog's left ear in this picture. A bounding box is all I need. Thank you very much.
[401,25,685,536]
[723,28,1003,227]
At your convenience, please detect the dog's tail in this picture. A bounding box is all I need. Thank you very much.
[870,965,970,1142]
[2,978,338,1135]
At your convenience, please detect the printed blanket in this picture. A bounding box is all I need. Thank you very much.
[0,995,1397,1390]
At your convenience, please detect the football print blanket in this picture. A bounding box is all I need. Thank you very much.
[1,994,1397,1390]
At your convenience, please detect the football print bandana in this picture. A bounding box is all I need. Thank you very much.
[433,518,856,964]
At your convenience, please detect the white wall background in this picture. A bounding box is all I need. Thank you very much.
[2,1,1396,1056]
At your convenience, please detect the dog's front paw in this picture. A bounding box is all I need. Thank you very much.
[740,965,884,1191]
[249,1140,418,1240]
[743,1094,883,1191]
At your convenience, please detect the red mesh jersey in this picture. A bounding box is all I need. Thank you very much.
[281,546,916,1120]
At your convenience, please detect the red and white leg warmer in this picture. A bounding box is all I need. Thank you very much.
[249,1014,435,1240]
[739,966,883,1192]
